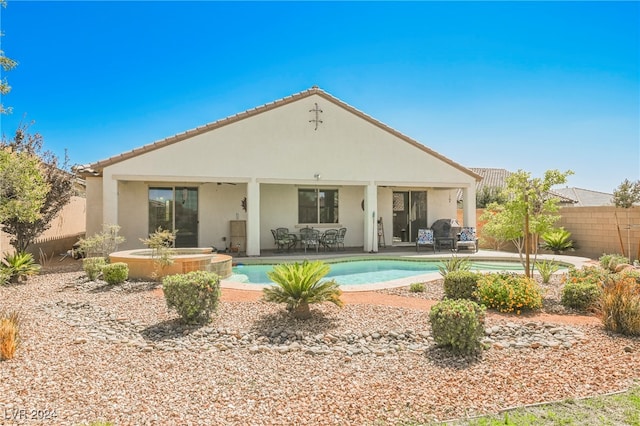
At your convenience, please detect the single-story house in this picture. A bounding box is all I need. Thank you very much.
[76,86,481,256]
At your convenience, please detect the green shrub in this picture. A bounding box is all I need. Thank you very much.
[562,281,602,311]
[102,262,129,285]
[617,268,640,283]
[162,270,221,324]
[475,273,543,314]
[77,224,125,258]
[600,253,630,272]
[535,259,560,284]
[601,274,640,336]
[263,260,344,320]
[3,252,40,283]
[429,299,486,355]
[409,282,426,293]
[83,257,107,281]
[443,270,482,300]
[563,266,609,287]
[438,255,471,277]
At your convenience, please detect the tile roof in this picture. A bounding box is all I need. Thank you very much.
[553,187,614,206]
[457,168,578,204]
[75,86,481,181]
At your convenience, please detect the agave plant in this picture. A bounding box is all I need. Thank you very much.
[263,260,344,319]
[541,228,575,254]
[3,252,41,283]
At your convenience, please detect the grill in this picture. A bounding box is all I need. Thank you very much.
[431,218,462,240]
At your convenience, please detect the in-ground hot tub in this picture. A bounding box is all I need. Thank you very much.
[109,247,232,280]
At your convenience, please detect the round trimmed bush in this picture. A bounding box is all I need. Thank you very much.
[429,299,486,355]
[162,270,221,324]
[102,262,129,285]
[409,283,426,293]
[444,271,482,300]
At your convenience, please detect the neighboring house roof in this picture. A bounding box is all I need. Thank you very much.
[471,168,511,192]
[75,86,482,182]
[553,187,614,207]
[457,167,578,204]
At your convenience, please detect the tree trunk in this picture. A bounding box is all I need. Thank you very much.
[292,302,311,320]
[524,193,531,278]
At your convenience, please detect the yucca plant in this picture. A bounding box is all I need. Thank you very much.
[438,255,471,277]
[3,252,41,283]
[541,228,575,254]
[263,260,344,319]
[535,259,560,284]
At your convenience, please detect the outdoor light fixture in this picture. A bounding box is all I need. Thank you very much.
[314,173,321,180]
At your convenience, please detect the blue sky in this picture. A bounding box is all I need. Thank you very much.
[1,1,638,193]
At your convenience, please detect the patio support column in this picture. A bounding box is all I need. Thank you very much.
[364,183,378,253]
[102,175,119,229]
[246,180,260,256]
[462,186,477,227]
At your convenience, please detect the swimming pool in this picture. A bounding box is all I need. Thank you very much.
[229,259,532,286]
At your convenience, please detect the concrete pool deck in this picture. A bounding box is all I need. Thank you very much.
[220,249,594,292]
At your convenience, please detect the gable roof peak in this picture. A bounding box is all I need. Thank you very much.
[76,87,480,181]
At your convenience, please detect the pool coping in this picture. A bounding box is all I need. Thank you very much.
[220,250,593,292]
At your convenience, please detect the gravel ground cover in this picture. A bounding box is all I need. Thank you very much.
[1,261,639,425]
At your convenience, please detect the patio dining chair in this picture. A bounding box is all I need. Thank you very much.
[336,227,347,250]
[274,228,297,252]
[320,229,339,251]
[299,227,320,253]
[416,228,436,253]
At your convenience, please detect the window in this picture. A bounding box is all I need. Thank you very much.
[298,188,339,224]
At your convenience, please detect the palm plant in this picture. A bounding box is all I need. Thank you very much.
[263,260,344,319]
[541,228,575,254]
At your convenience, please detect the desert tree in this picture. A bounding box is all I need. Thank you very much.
[0,148,49,229]
[1,124,74,252]
[480,169,573,277]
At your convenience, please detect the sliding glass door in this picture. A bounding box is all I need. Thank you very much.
[148,187,198,247]
[392,191,427,243]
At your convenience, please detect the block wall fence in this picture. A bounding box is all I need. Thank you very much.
[459,206,640,262]
[0,196,86,257]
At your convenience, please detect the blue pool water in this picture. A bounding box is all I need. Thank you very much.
[229,259,529,286]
